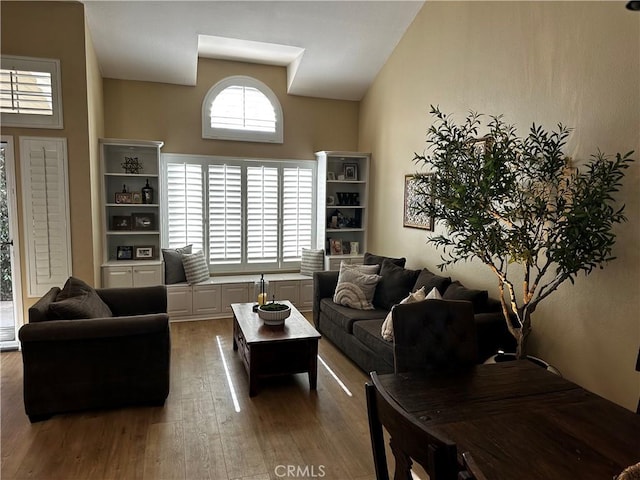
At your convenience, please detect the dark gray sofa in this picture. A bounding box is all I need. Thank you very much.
[19,280,171,422]
[313,254,515,374]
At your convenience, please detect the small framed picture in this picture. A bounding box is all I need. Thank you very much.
[330,238,343,255]
[115,192,132,204]
[131,191,142,204]
[116,245,133,260]
[327,172,336,181]
[132,213,156,231]
[112,215,132,231]
[134,245,155,260]
[344,163,358,181]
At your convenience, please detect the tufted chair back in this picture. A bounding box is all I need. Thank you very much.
[392,299,477,373]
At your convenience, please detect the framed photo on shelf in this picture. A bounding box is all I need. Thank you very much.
[132,212,156,231]
[115,192,132,204]
[403,174,434,230]
[344,163,358,181]
[131,191,142,204]
[116,245,133,260]
[327,172,336,181]
[112,215,132,231]
[134,245,155,260]
[330,238,343,255]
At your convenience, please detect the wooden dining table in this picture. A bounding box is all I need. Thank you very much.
[375,360,640,480]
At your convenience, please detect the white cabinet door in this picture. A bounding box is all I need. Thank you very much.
[273,281,299,306]
[102,266,133,288]
[132,265,163,287]
[167,285,192,317]
[299,279,314,310]
[193,284,221,316]
[221,283,250,313]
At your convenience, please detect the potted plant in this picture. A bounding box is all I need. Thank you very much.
[257,298,291,326]
[412,106,634,359]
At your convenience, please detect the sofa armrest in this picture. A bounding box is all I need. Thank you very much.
[313,271,339,327]
[96,285,167,316]
[28,287,61,323]
[19,314,169,343]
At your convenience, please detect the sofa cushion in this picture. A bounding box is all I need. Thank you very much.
[443,281,489,312]
[182,250,209,284]
[320,298,387,334]
[412,268,452,295]
[333,262,382,310]
[363,252,406,268]
[300,248,324,276]
[373,259,422,310]
[353,319,394,368]
[49,277,113,320]
[28,287,61,323]
[381,286,443,341]
[161,244,192,284]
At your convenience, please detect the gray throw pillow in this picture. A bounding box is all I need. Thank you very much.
[182,250,209,284]
[413,268,452,295]
[443,281,489,312]
[333,262,382,310]
[300,248,324,276]
[49,276,113,320]
[373,259,421,310]
[162,244,193,284]
[363,252,406,268]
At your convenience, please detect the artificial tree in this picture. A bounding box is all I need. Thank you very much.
[412,106,634,358]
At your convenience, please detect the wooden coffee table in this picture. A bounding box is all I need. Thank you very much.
[231,301,321,396]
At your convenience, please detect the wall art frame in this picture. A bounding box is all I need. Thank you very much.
[403,173,434,231]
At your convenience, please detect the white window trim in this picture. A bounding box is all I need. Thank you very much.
[201,76,283,144]
[1,56,64,129]
[161,153,315,274]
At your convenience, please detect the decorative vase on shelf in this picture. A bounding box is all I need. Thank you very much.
[141,179,154,204]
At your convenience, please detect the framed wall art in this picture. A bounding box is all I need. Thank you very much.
[132,212,156,231]
[116,245,133,260]
[344,163,358,181]
[403,174,434,230]
[134,245,155,260]
[112,215,132,231]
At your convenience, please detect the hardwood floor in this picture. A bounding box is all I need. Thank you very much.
[0,316,378,480]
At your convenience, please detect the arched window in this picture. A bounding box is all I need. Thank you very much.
[202,76,283,143]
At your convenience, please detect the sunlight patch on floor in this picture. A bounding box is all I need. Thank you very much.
[318,355,352,397]
[216,335,241,412]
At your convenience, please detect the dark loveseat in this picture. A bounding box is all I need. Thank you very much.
[313,254,515,374]
[19,279,171,421]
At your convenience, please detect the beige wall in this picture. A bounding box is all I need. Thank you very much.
[1,2,98,315]
[360,1,640,409]
[103,58,360,159]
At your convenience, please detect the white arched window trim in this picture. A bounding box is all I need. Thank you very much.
[202,75,284,144]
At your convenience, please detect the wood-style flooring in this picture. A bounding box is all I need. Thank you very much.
[0,316,379,480]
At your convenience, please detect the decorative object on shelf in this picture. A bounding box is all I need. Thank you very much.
[413,105,634,358]
[257,300,291,326]
[337,192,360,206]
[131,212,156,231]
[115,185,132,204]
[327,172,336,181]
[112,215,132,231]
[327,195,335,206]
[350,241,360,255]
[141,179,154,204]
[403,174,434,230]
[255,273,269,306]
[344,163,358,180]
[121,156,142,174]
[131,192,142,204]
[330,238,343,255]
[337,174,345,181]
[134,245,155,260]
[116,245,133,260]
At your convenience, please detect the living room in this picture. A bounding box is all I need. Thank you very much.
[1,1,639,479]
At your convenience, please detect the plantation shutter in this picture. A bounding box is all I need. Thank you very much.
[282,167,313,261]
[209,164,242,264]
[20,137,71,296]
[246,166,278,263]
[166,162,204,252]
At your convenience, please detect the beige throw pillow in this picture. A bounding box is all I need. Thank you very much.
[381,286,441,341]
[333,262,382,310]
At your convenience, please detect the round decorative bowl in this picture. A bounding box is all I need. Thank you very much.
[257,304,291,326]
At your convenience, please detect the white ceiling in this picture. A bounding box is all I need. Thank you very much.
[84,1,425,101]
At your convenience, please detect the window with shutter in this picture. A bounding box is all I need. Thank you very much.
[1,56,63,129]
[162,154,315,274]
[19,137,71,296]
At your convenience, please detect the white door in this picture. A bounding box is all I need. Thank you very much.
[0,137,23,350]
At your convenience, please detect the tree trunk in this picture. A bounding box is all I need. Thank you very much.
[515,306,533,359]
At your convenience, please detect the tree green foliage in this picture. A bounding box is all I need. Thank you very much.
[413,106,634,357]
[0,150,12,301]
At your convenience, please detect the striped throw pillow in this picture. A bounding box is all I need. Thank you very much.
[181,250,209,284]
[300,248,324,276]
